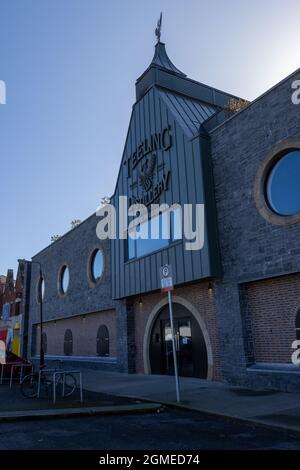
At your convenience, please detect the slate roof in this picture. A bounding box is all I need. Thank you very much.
[159,88,220,138]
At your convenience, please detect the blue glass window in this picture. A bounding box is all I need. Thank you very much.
[266,150,300,216]
[91,249,104,281]
[127,207,182,260]
[60,266,69,294]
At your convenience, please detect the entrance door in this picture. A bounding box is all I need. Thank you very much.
[162,318,194,377]
[149,303,208,378]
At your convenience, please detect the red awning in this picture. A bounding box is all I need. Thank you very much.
[0,330,7,342]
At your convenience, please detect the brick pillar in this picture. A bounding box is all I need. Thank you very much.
[214,280,248,385]
[116,299,136,373]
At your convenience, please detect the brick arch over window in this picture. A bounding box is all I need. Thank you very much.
[64,329,73,356]
[295,309,300,340]
[97,325,109,357]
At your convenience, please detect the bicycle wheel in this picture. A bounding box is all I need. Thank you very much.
[20,373,38,398]
[56,373,77,397]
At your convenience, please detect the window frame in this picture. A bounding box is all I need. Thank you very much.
[254,139,300,225]
[87,246,105,287]
[58,264,70,297]
[126,206,182,261]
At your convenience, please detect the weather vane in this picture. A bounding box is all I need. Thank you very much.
[155,12,162,43]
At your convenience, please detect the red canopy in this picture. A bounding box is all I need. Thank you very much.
[0,330,7,342]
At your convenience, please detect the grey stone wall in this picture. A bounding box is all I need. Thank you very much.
[210,69,300,390]
[27,213,129,372]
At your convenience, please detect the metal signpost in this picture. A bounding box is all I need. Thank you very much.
[160,264,180,403]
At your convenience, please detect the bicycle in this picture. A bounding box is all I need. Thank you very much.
[20,361,77,399]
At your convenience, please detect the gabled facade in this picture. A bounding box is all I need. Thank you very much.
[111,42,243,299]
[25,35,300,391]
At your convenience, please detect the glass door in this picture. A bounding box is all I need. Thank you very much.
[161,318,194,377]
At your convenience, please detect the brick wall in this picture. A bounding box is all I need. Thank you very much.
[35,309,117,357]
[210,68,300,386]
[133,281,222,380]
[243,274,300,363]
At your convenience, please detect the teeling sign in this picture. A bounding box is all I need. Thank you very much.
[127,126,172,207]
[127,126,172,174]
[129,172,170,207]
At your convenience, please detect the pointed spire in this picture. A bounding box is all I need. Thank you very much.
[151,13,186,76]
[149,42,186,77]
[135,16,187,99]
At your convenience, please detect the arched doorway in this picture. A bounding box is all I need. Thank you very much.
[149,302,208,378]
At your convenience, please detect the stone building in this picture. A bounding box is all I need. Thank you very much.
[27,37,300,391]
[27,215,127,371]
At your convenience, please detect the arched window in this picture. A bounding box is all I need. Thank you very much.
[64,329,73,356]
[42,332,47,354]
[97,325,109,357]
[295,310,300,340]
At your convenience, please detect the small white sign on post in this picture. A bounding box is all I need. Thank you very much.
[160,264,180,402]
[160,264,174,293]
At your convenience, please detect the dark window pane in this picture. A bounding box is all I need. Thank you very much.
[97,325,109,357]
[266,150,300,216]
[64,329,73,355]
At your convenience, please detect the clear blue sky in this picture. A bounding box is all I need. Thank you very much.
[0,0,300,276]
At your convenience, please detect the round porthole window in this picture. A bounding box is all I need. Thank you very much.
[266,150,300,216]
[254,141,300,225]
[59,265,70,295]
[90,249,104,283]
[37,277,45,303]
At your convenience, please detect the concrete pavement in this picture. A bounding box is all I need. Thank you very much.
[0,383,161,421]
[80,369,300,435]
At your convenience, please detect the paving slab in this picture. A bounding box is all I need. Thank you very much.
[0,383,161,421]
[80,369,300,435]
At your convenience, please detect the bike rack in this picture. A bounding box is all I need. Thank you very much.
[37,368,83,404]
[37,368,58,398]
[53,370,83,404]
[0,362,33,387]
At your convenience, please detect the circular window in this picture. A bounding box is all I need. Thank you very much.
[254,140,300,225]
[90,249,104,283]
[37,278,45,303]
[59,265,70,295]
[266,150,300,216]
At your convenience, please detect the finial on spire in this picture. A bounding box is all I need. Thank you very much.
[155,12,162,43]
